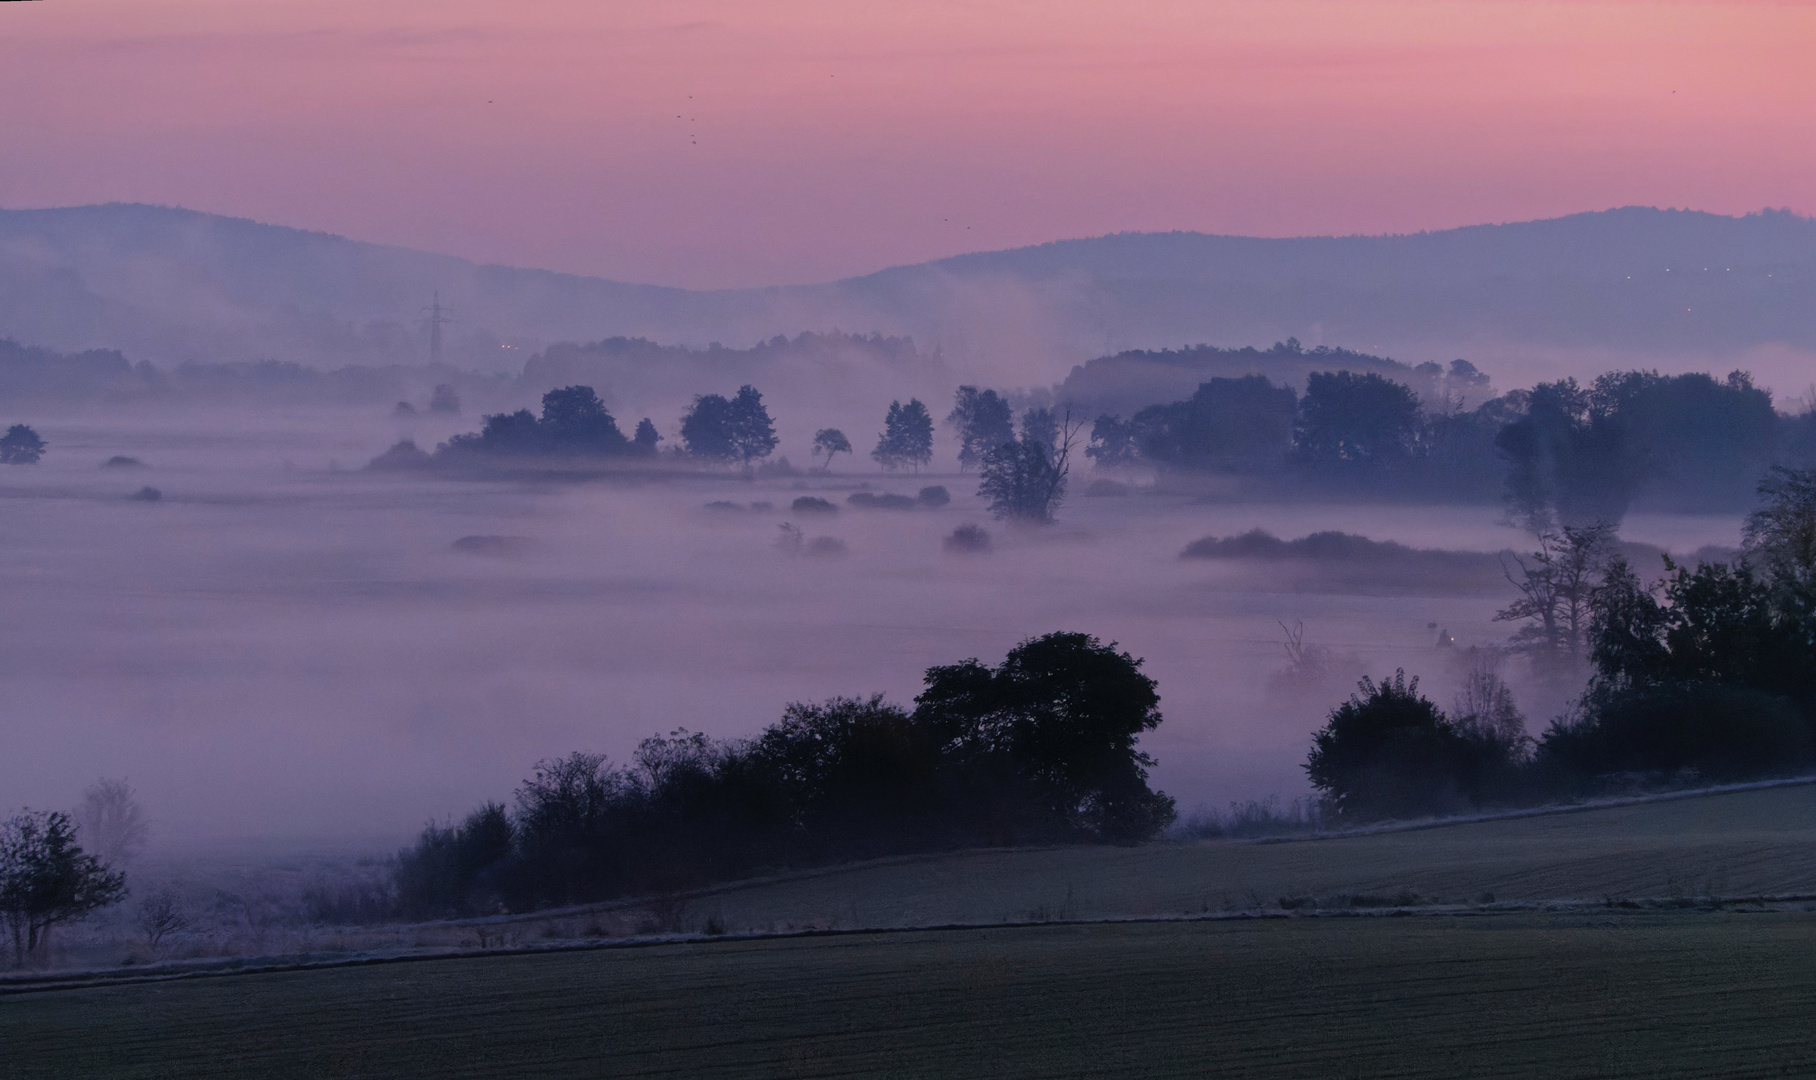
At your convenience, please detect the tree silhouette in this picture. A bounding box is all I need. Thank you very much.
[947,387,1015,470]
[979,409,1078,523]
[872,400,934,472]
[0,424,45,465]
[812,428,852,471]
[1,810,126,966]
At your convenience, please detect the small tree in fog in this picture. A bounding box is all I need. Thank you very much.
[812,428,852,472]
[76,778,149,867]
[978,409,1078,523]
[0,424,46,465]
[948,387,1015,471]
[632,418,662,456]
[872,400,934,472]
[1452,652,1526,749]
[135,887,188,950]
[0,810,126,966]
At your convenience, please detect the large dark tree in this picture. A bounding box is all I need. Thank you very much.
[915,632,1175,841]
[1,810,126,966]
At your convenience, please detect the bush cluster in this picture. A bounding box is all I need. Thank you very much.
[1308,468,1816,820]
[397,632,1175,917]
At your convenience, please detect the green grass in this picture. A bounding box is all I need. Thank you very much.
[8,911,1816,1079]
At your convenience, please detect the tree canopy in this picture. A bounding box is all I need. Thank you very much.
[0,424,46,465]
[948,387,1015,471]
[872,400,934,472]
[682,385,778,465]
[1,810,126,966]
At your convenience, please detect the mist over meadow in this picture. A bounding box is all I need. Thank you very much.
[0,396,1742,849]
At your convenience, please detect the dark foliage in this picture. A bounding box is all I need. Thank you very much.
[1297,372,1422,468]
[0,423,46,465]
[944,524,992,553]
[948,387,1015,471]
[1528,469,1816,787]
[1305,673,1522,821]
[438,385,630,460]
[632,418,661,455]
[1,810,127,966]
[681,385,778,465]
[873,399,935,472]
[1126,376,1296,472]
[790,496,837,514]
[979,410,1076,523]
[396,633,1175,915]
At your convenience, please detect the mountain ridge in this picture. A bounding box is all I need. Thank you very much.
[2,203,1812,381]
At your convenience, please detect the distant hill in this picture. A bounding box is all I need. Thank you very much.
[2,203,1812,383]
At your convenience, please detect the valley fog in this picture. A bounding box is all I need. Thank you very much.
[0,405,1743,848]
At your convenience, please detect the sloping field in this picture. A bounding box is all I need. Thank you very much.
[7,912,1816,1079]
[659,783,1816,934]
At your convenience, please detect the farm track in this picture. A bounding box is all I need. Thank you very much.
[6,911,1816,1079]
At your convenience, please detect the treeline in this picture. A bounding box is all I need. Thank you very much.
[0,338,487,409]
[1307,470,1816,820]
[396,633,1174,918]
[1091,360,1801,515]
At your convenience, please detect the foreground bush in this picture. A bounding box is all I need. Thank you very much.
[397,632,1175,917]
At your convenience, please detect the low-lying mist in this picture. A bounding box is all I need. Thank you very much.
[0,403,1744,851]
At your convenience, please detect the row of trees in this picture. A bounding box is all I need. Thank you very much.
[396,632,1175,917]
[430,383,1077,524]
[1089,365,1790,519]
[1306,468,1816,820]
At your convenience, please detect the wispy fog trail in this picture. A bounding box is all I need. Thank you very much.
[0,406,1744,848]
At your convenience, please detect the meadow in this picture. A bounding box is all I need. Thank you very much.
[7,909,1816,1079]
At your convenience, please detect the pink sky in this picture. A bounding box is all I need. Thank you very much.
[1,0,1812,288]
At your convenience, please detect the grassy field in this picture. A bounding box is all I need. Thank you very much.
[7,910,1816,1079]
[594,783,1816,936]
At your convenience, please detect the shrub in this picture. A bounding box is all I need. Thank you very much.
[1305,671,1518,820]
[791,496,837,514]
[1538,682,1811,785]
[917,486,951,507]
[943,524,992,554]
[396,633,1176,915]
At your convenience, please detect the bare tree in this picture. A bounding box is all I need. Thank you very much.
[1495,523,1616,659]
[135,887,188,951]
[76,778,149,867]
[1452,649,1526,746]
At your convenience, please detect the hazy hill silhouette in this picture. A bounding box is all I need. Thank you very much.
[1,203,1811,377]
